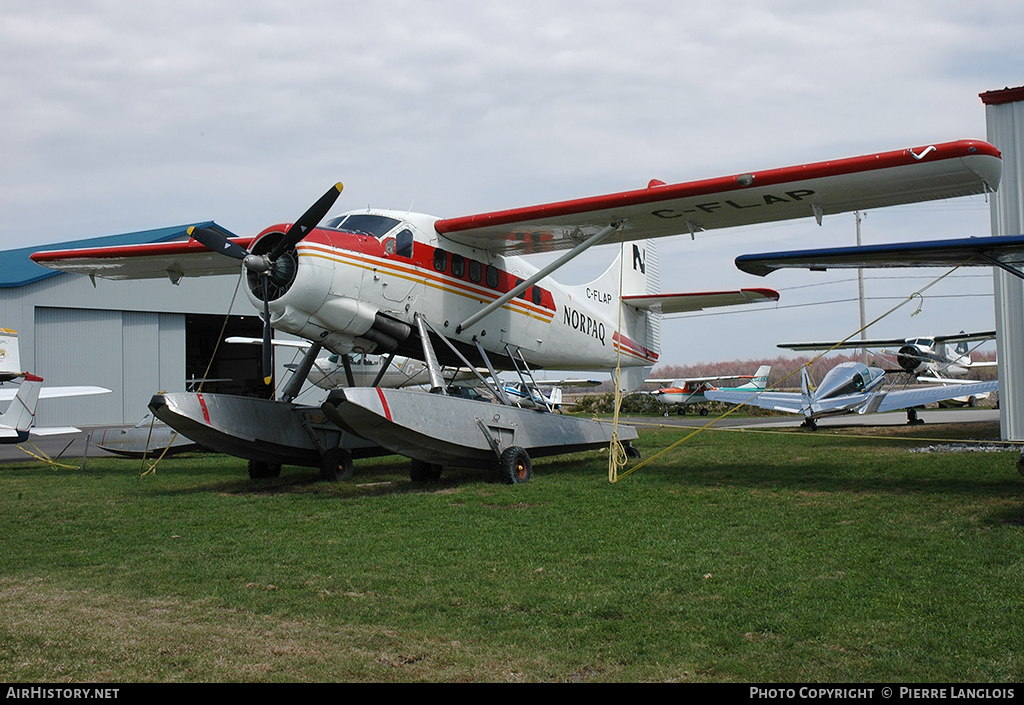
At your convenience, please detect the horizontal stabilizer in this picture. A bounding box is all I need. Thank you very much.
[624,288,778,314]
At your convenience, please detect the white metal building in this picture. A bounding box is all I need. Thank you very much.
[0,225,276,427]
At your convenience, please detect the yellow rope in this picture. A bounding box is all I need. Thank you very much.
[16,440,78,470]
[140,273,242,477]
[609,242,628,482]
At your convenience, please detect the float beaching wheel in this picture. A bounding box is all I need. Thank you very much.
[498,446,532,484]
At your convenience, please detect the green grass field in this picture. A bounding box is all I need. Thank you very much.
[1,420,1022,683]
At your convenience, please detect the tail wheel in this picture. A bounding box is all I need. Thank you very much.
[498,446,532,484]
[320,447,354,482]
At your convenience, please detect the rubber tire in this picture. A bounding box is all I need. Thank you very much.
[320,447,354,482]
[410,459,443,483]
[248,459,281,479]
[498,446,532,485]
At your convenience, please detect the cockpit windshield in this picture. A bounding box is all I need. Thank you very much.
[324,214,401,238]
[817,362,882,399]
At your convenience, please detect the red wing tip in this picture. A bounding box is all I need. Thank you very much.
[23,373,43,382]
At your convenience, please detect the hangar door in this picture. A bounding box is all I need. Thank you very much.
[33,307,185,426]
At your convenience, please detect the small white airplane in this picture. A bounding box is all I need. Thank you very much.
[0,328,112,443]
[778,332,996,379]
[226,336,478,393]
[29,139,1002,480]
[501,378,602,411]
[645,365,771,416]
[705,361,998,430]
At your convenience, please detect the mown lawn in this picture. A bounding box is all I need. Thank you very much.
[1,421,1021,682]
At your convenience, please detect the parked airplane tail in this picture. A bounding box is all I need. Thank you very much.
[0,329,22,382]
[800,366,813,413]
[573,240,660,392]
[0,373,42,442]
[737,365,771,391]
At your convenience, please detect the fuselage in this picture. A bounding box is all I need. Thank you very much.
[808,362,886,417]
[245,209,659,372]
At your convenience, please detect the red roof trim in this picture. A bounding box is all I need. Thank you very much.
[980,86,1024,106]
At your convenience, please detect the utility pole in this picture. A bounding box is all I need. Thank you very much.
[855,211,867,364]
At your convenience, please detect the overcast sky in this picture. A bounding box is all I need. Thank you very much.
[3,1,1023,369]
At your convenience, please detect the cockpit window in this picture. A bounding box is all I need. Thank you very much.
[324,214,401,238]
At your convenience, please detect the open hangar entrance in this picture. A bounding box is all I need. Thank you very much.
[185,313,272,398]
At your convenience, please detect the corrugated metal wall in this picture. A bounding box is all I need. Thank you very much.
[986,95,1024,440]
[32,307,186,426]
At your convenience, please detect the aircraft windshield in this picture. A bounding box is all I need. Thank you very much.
[817,363,882,399]
[324,214,401,238]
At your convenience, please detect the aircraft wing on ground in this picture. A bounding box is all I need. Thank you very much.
[703,389,809,414]
[29,140,1001,279]
[434,140,1001,254]
[735,234,1024,278]
[869,380,999,414]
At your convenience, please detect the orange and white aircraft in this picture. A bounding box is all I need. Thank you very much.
[646,365,771,416]
[28,139,1002,477]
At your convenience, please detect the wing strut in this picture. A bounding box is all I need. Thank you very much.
[971,251,1024,280]
[456,220,623,333]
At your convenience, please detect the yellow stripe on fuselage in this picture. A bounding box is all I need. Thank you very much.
[297,244,555,324]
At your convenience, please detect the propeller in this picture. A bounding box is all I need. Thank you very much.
[188,183,344,385]
[896,345,929,374]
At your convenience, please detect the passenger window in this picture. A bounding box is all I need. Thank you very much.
[486,265,499,289]
[451,254,465,278]
[396,229,413,258]
[433,249,447,272]
[532,287,542,305]
[468,260,482,283]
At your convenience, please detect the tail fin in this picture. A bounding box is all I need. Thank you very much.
[550,387,563,409]
[1,373,43,441]
[0,329,22,382]
[737,365,771,391]
[570,240,660,392]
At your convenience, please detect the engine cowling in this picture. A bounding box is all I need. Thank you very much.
[896,345,927,373]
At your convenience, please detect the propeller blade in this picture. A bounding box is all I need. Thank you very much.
[262,276,273,386]
[269,183,344,260]
[187,226,250,261]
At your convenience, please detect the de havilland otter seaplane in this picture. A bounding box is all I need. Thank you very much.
[30,139,1002,482]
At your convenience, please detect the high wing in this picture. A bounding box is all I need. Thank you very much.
[29,140,1001,279]
[645,374,754,385]
[30,224,251,282]
[870,380,999,413]
[778,330,996,352]
[435,140,1001,254]
[529,379,603,388]
[624,288,778,314]
[735,234,1024,278]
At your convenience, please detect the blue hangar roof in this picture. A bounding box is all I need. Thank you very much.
[0,222,223,289]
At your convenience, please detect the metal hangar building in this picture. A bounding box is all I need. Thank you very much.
[0,225,274,429]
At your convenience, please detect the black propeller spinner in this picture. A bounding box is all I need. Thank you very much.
[188,183,344,385]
